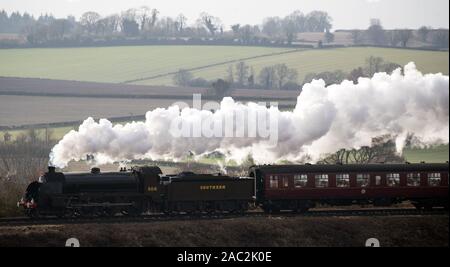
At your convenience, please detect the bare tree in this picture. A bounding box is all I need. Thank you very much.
[239,25,254,44]
[136,6,152,31]
[121,18,139,36]
[95,18,111,36]
[286,10,306,33]
[305,11,332,32]
[198,12,221,36]
[0,130,56,217]
[235,61,249,86]
[248,67,255,87]
[418,26,430,42]
[318,135,404,164]
[259,66,277,89]
[367,19,386,45]
[175,14,187,33]
[173,69,193,86]
[365,56,384,76]
[226,65,234,83]
[231,24,240,37]
[275,64,298,89]
[396,29,412,47]
[104,14,121,34]
[80,11,101,34]
[48,19,72,39]
[122,8,138,21]
[3,132,11,143]
[262,17,282,38]
[282,18,297,44]
[150,9,159,28]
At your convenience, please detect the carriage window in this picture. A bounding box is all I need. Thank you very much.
[387,173,400,187]
[375,176,382,186]
[407,173,421,187]
[428,173,441,187]
[315,174,329,188]
[282,177,289,188]
[356,174,370,187]
[269,175,279,189]
[294,174,308,188]
[336,174,350,187]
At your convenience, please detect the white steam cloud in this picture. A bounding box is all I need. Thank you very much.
[50,63,449,168]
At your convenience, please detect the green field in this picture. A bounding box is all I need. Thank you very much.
[0,46,291,83]
[147,47,448,86]
[0,46,447,86]
[403,145,449,163]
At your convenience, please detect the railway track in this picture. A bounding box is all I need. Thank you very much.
[0,208,447,227]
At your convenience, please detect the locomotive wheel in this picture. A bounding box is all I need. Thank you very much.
[26,209,40,219]
[57,209,67,219]
[63,209,76,218]
[122,207,141,217]
[294,207,309,213]
[262,205,279,214]
[103,208,116,217]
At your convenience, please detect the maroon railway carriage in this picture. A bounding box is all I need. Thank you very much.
[249,163,449,212]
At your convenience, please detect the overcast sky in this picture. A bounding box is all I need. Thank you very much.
[1,0,448,30]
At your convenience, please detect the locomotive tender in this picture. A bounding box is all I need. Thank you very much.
[18,163,448,217]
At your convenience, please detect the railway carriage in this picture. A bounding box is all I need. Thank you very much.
[249,163,449,212]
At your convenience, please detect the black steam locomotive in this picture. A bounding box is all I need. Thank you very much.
[18,163,449,217]
[18,166,254,217]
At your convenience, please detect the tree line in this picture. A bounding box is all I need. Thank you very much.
[1,9,447,49]
[173,56,404,92]
[350,19,448,49]
[317,135,405,164]
[0,8,333,46]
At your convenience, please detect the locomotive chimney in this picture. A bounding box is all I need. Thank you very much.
[91,167,101,174]
[48,166,56,173]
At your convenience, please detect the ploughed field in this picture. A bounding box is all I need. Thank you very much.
[0,215,447,247]
[0,77,298,127]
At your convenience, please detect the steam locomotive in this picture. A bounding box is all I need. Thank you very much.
[18,166,254,217]
[18,163,448,217]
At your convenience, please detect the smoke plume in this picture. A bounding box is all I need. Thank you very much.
[50,63,449,168]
